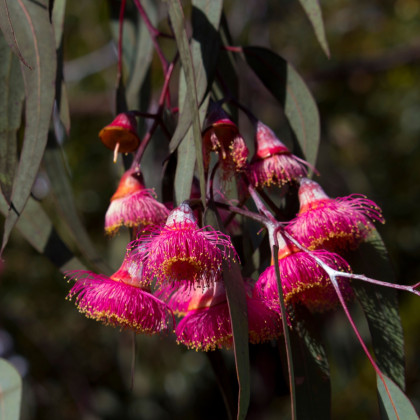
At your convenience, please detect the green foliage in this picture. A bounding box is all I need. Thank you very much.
[0,1,419,419]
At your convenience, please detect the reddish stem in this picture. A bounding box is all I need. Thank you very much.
[132,0,168,73]
[131,59,176,166]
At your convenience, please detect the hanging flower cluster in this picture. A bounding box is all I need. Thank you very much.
[66,101,386,352]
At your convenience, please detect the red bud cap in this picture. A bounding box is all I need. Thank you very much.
[99,113,140,161]
[253,121,290,160]
[111,168,145,201]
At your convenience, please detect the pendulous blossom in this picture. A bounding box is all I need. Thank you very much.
[175,280,283,351]
[99,112,140,162]
[105,167,169,236]
[66,257,174,334]
[130,203,238,287]
[202,102,249,179]
[286,178,385,251]
[255,233,353,313]
[247,121,311,188]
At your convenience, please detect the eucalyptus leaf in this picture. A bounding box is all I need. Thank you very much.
[0,0,56,255]
[377,375,419,420]
[0,33,24,203]
[0,358,22,420]
[348,230,405,391]
[243,46,320,166]
[0,194,86,273]
[297,0,330,57]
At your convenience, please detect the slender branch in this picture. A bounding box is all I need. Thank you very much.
[248,184,277,224]
[132,59,176,165]
[133,0,168,73]
[213,201,268,226]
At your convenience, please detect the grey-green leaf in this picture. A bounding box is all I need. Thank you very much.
[43,135,112,275]
[377,375,419,420]
[0,358,22,420]
[0,33,24,203]
[348,230,405,391]
[297,0,330,57]
[1,0,56,255]
[243,46,320,166]
[0,194,86,273]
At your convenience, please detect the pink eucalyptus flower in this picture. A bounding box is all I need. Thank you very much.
[255,233,353,313]
[105,167,169,235]
[286,178,385,251]
[175,280,282,351]
[247,121,311,188]
[202,102,249,179]
[131,203,238,287]
[66,258,174,334]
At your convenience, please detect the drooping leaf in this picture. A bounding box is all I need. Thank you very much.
[348,230,405,391]
[0,194,86,273]
[211,12,239,120]
[109,0,156,111]
[290,308,331,420]
[0,33,24,203]
[168,0,223,154]
[0,358,22,420]
[174,95,210,205]
[377,375,419,420]
[205,208,250,420]
[1,0,57,255]
[43,134,112,275]
[166,0,207,205]
[297,0,330,57]
[243,46,320,166]
[0,0,31,68]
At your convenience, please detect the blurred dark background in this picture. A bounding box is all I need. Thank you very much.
[1,0,419,419]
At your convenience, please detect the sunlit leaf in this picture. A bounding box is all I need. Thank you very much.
[377,375,419,420]
[168,0,222,154]
[297,0,330,57]
[243,46,320,166]
[166,0,207,204]
[348,230,405,390]
[1,0,56,255]
[0,358,22,420]
[0,0,31,68]
[0,33,24,203]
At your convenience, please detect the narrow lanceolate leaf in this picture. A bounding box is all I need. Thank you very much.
[297,0,330,57]
[44,135,112,275]
[0,0,31,68]
[166,0,206,205]
[290,308,331,420]
[0,194,86,273]
[243,46,320,166]
[109,0,156,110]
[377,375,419,420]
[0,358,22,420]
[205,208,250,420]
[174,95,210,205]
[168,0,223,154]
[1,0,56,255]
[0,33,24,203]
[348,230,405,391]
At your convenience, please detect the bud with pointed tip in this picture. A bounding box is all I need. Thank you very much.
[286,178,385,251]
[105,168,169,235]
[248,121,310,188]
